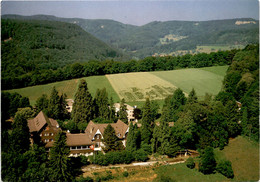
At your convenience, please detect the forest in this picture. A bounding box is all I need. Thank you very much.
[3,47,238,90]
[1,44,258,181]
[3,15,259,58]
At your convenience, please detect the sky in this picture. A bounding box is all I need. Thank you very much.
[1,0,259,26]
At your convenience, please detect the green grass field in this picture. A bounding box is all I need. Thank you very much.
[152,66,228,97]
[6,76,120,106]
[5,66,228,107]
[214,136,259,181]
[154,163,229,182]
[154,136,259,182]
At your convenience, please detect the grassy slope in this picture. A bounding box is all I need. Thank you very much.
[152,66,228,97]
[214,136,259,181]
[153,136,259,182]
[6,76,120,106]
[154,163,229,182]
[5,66,228,107]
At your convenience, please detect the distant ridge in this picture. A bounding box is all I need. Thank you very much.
[2,14,259,59]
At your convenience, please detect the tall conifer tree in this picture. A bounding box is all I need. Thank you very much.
[47,86,60,119]
[102,124,124,152]
[72,79,93,123]
[94,88,110,119]
[187,88,198,104]
[49,131,73,182]
[126,122,137,152]
[141,98,152,145]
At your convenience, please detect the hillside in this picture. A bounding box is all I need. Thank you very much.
[3,15,259,58]
[5,66,228,106]
[1,18,126,86]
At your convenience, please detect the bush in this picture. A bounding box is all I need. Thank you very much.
[141,143,152,155]
[122,171,129,177]
[216,160,234,178]
[186,157,195,169]
[199,147,216,174]
[134,149,149,162]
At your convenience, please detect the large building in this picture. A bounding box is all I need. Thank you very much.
[27,111,61,144]
[27,111,129,157]
[114,103,137,122]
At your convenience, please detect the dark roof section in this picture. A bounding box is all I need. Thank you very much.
[85,120,128,140]
[27,111,59,132]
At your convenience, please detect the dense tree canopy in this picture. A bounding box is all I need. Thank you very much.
[72,79,94,123]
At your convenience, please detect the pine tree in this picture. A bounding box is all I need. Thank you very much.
[58,93,69,120]
[187,88,198,104]
[158,118,171,155]
[118,98,128,124]
[35,94,49,113]
[141,98,152,145]
[94,88,110,119]
[199,147,216,174]
[72,79,93,123]
[11,112,31,153]
[47,87,60,119]
[102,124,124,152]
[126,122,137,152]
[49,131,73,182]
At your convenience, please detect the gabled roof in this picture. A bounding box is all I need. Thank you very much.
[45,133,92,148]
[27,111,59,133]
[85,120,129,139]
[66,133,92,146]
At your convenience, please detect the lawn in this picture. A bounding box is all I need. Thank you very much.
[152,66,228,97]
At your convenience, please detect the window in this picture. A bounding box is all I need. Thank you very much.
[97,135,100,139]
[49,139,53,142]
[50,133,54,136]
[44,133,49,136]
[76,146,81,150]
[71,146,76,150]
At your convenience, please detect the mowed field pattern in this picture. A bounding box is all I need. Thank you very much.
[6,66,228,105]
[106,72,182,102]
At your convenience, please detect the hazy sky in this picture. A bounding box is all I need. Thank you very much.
[1,0,259,26]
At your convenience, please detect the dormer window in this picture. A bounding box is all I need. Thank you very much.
[117,133,121,137]
[97,135,100,139]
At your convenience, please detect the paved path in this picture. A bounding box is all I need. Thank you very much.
[82,159,186,172]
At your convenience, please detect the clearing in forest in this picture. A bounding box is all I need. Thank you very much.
[106,72,183,102]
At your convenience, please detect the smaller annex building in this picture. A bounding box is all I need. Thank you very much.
[114,103,137,122]
[27,111,129,157]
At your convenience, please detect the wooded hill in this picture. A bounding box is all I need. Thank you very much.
[3,14,259,58]
[1,18,126,82]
